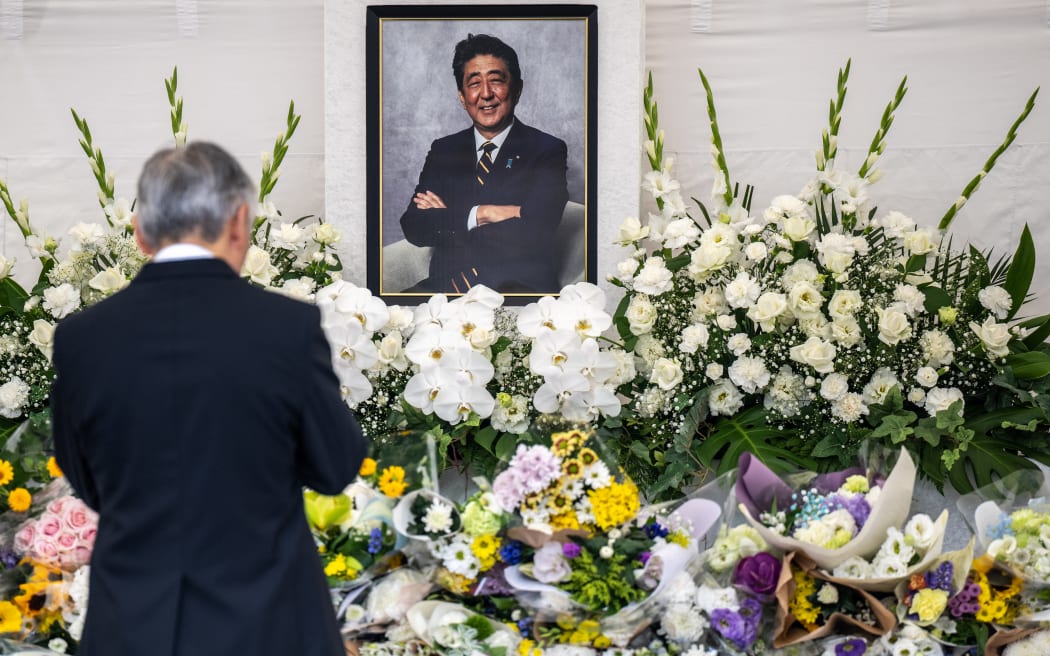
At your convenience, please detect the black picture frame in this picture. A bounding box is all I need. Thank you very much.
[365,4,598,304]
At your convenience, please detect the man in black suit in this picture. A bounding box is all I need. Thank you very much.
[50,142,367,655]
[400,33,569,294]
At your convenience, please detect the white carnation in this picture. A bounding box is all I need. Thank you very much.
[728,356,771,394]
[42,283,81,319]
[679,324,710,354]
[633,257,674,295]
[0,377,30,419]
[924,387,964,417]
[724,272,761,309]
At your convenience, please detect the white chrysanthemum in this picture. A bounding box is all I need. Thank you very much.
[924,387,964,417]
[441,535,481,578]
[633,256,674,295]
[724,272,761,309]
[660,602,708,643]
[583,461,611,488]
[423,500,455,534]
[728,356,771,394]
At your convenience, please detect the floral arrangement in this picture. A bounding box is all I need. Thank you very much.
[313,277,630,477]
[610,63,1050,497]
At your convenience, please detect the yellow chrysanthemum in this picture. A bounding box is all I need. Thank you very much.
[577,447,598,466]
[517,638,542,656]
[46,457,63,479]
[587,479,640,530]
[7,488,30,513]
[435,568,474,594]
[324,554,348,577]
[378,466,407,498]
[561,457,584,479]
[358,457,377,477]
[549,512,581,531]
[0,601,21,634]
[471,534,500,561]
[666,530,691,548]
[0,460,13,487]
[789,570,821,628]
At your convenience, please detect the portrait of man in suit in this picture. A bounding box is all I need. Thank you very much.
[399,33,569,294]
[50,142,368,655]
[369,8,594,300]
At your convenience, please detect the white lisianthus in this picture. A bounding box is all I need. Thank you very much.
[728,356,771,394]
[726,333,751,356]
[679,324,710,354]
[633,257,674,295]
[978,285,1013,320]
[0,376,30,419]
[747,292,788,332]
[862,368,899,405]
[915,367,938,388]
[708,379,744,416]
[787,281,824,320]
[780,259,821,289]
[626,295,658,335]
[662,217,701,249]
[904,514,939,551]
[827,290,862,322]
[924,387,964,417]
[789,336,837,374]
[724,272,761,309]
[88,267,129,295]
[876,306,912,346]
[242,245,279,286]
[820,373,850,401]
[969,316,1012,358]
[716,314,737,331]
[650,357,684,390]
[693,288,728,318]
[833,556,873,580]
[687,243,733,281]
[28,319,55,361]
[42,283,81,319]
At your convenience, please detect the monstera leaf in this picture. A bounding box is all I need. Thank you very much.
[694,405,815,476]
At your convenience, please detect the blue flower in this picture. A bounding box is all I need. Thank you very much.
[367,527,383,554]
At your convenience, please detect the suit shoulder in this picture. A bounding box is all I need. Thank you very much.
[241,284,320,322]
[514,121,566,151]
[430,127,474,151]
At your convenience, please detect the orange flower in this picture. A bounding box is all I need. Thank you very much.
[7,488,30,512]
[46,457,63,479]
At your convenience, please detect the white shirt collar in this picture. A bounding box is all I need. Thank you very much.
[153,243,216,262]
[473,118,515,160]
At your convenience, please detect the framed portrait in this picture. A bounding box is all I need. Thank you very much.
[365,4,598,304]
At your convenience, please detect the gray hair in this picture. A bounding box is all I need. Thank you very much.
[135,141,255,248]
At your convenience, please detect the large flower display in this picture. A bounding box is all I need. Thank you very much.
[609,63,1050,498]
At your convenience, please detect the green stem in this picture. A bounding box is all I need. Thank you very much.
[938,87,1039,231]
[858,75,908,181]
[819,59,851,172]
[70,108,115,215]
[697,67,734,208]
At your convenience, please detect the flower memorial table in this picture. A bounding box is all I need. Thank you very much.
[1,61,1050,656]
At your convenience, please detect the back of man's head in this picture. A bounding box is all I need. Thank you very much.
[452,33,521,90]
[135,141,255,250]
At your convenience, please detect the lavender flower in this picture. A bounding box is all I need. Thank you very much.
[562,542,582,559]
[835,638,867,655]
[710,608,756,650]
[924,561,954,592]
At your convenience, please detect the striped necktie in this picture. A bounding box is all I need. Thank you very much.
[475,141,497,187]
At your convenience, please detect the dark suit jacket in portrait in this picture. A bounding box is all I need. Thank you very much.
[400,120,569,294]
[51,258,367,656]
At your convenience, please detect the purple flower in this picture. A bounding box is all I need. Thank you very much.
[639,551,651,565]
[835,638,867,655]
[835,493,871,530]
[367,527,383,554]
[738,596,763,627]
[734,552,782,597]
[924,562,954,592]
[562,542,582,559]
[711,608,755,650]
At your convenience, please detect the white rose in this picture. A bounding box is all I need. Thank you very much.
[0,377,30,419]
[29,319,55,361]
[978,285,1013,320]
[915,367,938,388]
[716,314,737,331]
[902,228,937,255]
[706,363,724,380]
[789,336,837,374]
[923,387,964,417]
[969,316,1011,358]
[827,290,862,322]
[782,215,816,242]
[626,295,657,335]
[747,292,788,332]
[662,217,701,249]
[616,215,649,244]
[876,307,912,346]
[242,245,279,286]
[312,222,341,246]
[830,317,862,348]
[744,241,768,261]
[693,288,728,318]
[687,243,733,281]
[42,283,82,319]
[633,257,674,296]
[88,267,129,295]
[377,332,408,370]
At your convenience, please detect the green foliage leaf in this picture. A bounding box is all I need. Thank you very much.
[870,413,917,444]
[694,406,814,475]
[947,433,1044,494]
[1020,314,1050,350]
[919,285,952,315]
[0,278,29,313]
[1004,224,1036,319]
[494,434,518,462]
[1006,351,1050,380]
[474,426,498,454]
